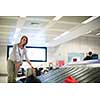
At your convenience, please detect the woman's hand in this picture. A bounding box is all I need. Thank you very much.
[15,63,21,71]
[31,65,35,70]
[27,60,35,70]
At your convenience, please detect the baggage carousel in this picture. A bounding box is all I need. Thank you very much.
[37,60,100,83]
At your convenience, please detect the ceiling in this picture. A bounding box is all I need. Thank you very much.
[82,28,100,38]
[0,16,100,47]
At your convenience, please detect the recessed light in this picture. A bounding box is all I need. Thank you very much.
[96,32,100,36]
[81,16,99,24]
[87,31,92,34]
[54,31,70,40]
[60,31,69,36]
[52,16,63,21]
[54,36,61,40]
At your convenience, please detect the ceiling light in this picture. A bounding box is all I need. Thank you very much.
[60,31,69,36]
[96,32,100,36]
[54,31,70,40]
[87,31,92,34]
[52,16,63,21]
[15,28,21,33]
[81,16,99,24]
[54,36,61,40]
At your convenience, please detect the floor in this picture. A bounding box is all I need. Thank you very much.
[0,76,8,83]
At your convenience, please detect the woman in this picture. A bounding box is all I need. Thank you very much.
[7,36,34,83]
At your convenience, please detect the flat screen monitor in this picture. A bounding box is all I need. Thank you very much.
[92,54,98,59]
[7,45,47,62]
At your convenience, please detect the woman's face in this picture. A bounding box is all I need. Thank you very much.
[21,37,27,45]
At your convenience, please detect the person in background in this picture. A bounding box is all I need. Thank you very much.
[7,35,34,83]
[38,67,44,76]
[83,51,93,60]
[49,67,53,70]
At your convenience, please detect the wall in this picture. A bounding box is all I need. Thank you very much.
[47,36,100,65]
[0,45,7,74]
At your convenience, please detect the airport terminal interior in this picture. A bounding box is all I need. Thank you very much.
[0,16,100,83]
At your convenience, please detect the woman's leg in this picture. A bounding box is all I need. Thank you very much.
[7,60,17,83]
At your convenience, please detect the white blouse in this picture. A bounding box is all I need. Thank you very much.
[8,44,29,64]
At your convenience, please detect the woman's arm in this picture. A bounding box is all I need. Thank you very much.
[24,47,34,69]
[27,59,34,69]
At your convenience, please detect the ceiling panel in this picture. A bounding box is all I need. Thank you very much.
[0,27,15,33]
[50,22,76,30]
[88,28,100,35]
[59,16,91,23]
[27,16,55,20]
[0,16,19,20]
[0,16,99,46]
[0,17,17,26]
[46,30,64,35]
[82,28,100,38]
[21,28,41,34]
[23,20,48,28]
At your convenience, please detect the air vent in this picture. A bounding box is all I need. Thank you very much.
[31,22,40,25]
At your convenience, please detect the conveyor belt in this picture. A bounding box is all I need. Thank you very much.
[56,67,89,83]
[37,67,100,83]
